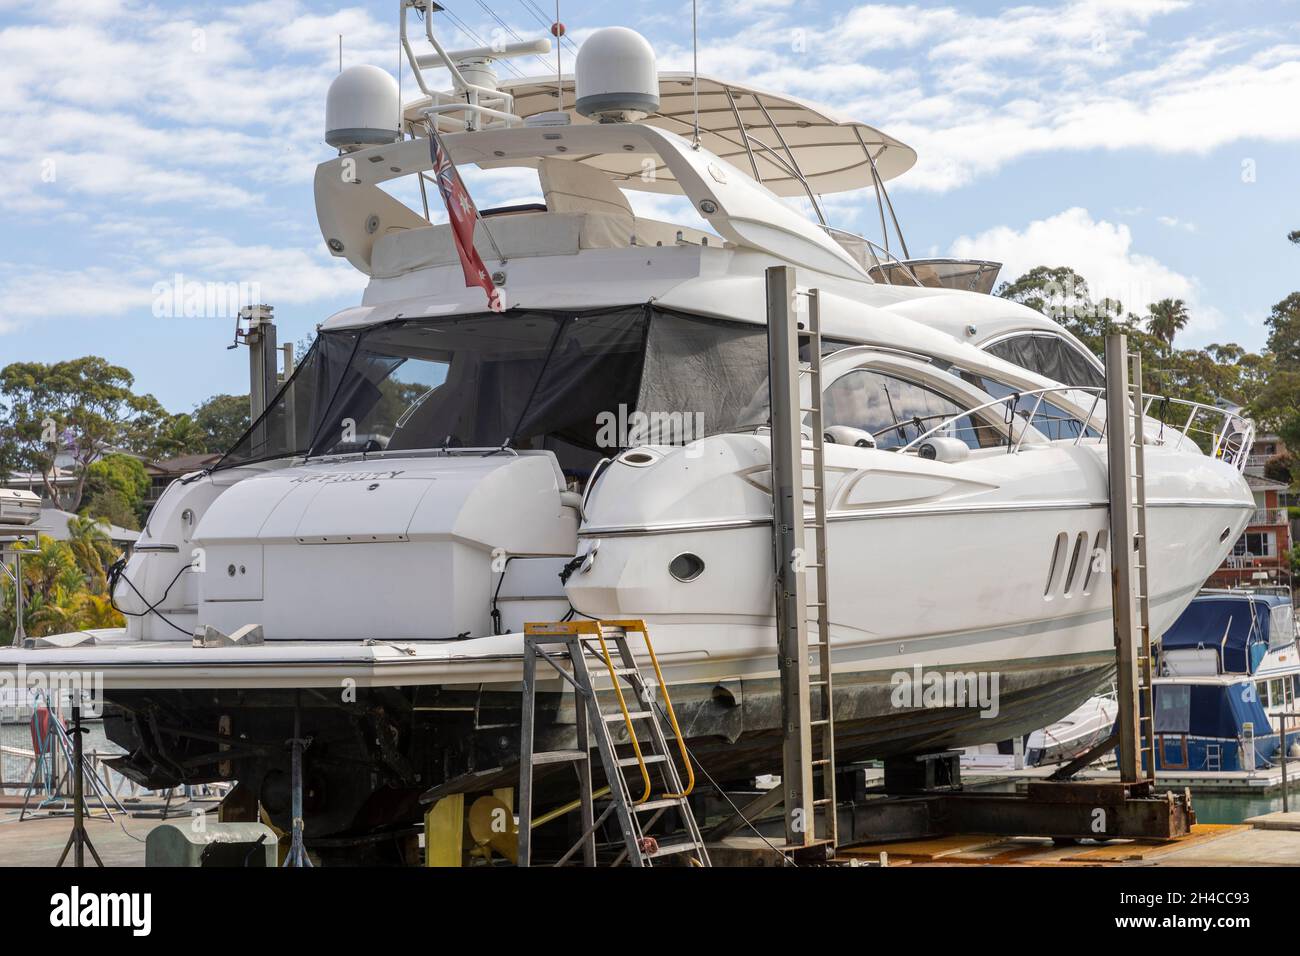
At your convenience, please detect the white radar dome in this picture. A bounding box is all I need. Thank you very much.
[575,27,659,123]
[326,65,401,151]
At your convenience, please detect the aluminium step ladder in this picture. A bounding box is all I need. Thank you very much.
[796,290,838,846]
[1125,348,1158,781]
[518,619,711,867]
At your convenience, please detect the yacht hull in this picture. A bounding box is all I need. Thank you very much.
[0,439,1249,848]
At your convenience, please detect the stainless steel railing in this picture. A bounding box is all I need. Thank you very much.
[893,384,1254,472]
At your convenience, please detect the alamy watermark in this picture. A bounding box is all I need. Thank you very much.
[595,403,706,454]
[0,665,105,718]
[890,664,1001,719]
[152,273,261,319]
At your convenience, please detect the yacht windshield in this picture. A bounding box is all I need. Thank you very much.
[217,307,772,483]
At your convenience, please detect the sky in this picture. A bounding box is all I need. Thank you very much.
[0,0,1297,414]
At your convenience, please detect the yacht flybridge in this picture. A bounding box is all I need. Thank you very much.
[0,11,1255,856]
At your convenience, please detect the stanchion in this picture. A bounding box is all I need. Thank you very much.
[284,701,313,867]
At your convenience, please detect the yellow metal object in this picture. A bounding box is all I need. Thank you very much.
[522,618,697,803]
[468,795,518,863]
[532,786,611,829]
[425,793,465,867]
[607,619,696,799]
[590,624,654,805]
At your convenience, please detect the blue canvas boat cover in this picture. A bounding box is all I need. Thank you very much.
[1154,681,1273,739]
[1161,593,1290,674]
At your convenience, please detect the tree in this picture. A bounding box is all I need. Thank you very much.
[0,357,164,511]
[1265,453,1294,486]
[1251,295,1300,448]
[995,265,1123,354]
[141,413,210,460]
[997,266,1265,416]
[1247,236,1300,451]
[193,394,250,453]
[1146,298,1191,348]
[83,453,149,507]
[1,529,124,642]
[65,514,119,592]
[81,488,141,530]
[996,265,1093,319]
[81,453,149,527]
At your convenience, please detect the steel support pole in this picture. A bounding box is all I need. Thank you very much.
[765,265,815,847]
[1283,711,1290,813]
[284,700,313,867]
[12,547,24,646]
[517,637,537,867]
[72,706,83,867]
[243,305,277,451]
[56,705,102,867]
[1105,333,1143,783]
[281,341,297,450]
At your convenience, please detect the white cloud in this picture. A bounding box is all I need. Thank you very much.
[0,264,157,320]
[802,1,1300,191]
[0,237,364,324]
[152,237,367,306]
[949,207,1220,336]
[0,0,1294,369]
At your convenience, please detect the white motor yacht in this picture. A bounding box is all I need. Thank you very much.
[0,14,1254,853]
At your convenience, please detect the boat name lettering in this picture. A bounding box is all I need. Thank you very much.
[290,471,408,484]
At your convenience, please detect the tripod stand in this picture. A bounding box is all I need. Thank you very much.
[56,706,104,867]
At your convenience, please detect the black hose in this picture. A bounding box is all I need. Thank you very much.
[109,558,193,636]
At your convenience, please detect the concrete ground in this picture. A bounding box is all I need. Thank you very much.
[6,804,1300,867]
[0,798,221,867]
[834,817,1300,866]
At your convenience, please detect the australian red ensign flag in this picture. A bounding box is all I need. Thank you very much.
[429,127,503,312]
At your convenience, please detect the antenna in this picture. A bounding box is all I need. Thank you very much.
[691,0,700,148]
[338,33,343,72]
[553,2,563,107]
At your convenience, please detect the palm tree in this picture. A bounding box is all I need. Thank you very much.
[27,583,82,637]
[1146,298,1190,348]
[65,514,117,592]
[20,535,77,599]
[73,592,123,630]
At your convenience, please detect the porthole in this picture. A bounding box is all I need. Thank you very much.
[669,552,705,582]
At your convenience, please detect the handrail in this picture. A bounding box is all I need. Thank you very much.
[589,626,653,805]
[608,619,696,799]
[1139,393,1255,466]
[820,226,924,286]
[891,383,1254,472]
[895,385,1103,454]
[399,0,522,134]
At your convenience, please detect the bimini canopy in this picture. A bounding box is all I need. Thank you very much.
[405,73,916,198]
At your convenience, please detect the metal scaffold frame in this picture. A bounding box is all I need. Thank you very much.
[752,313,1189,854]
[765,265,837,855]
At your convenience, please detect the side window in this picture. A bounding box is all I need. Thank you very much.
[823,369,997,450]
[985,334,1105,390]
[957,371,1098,441]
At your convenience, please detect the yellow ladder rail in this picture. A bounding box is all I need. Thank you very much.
[606,619,696,799]
[523,620,653,805]
[586,622,654,806]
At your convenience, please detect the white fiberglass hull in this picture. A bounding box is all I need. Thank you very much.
[0,433,1249,839]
